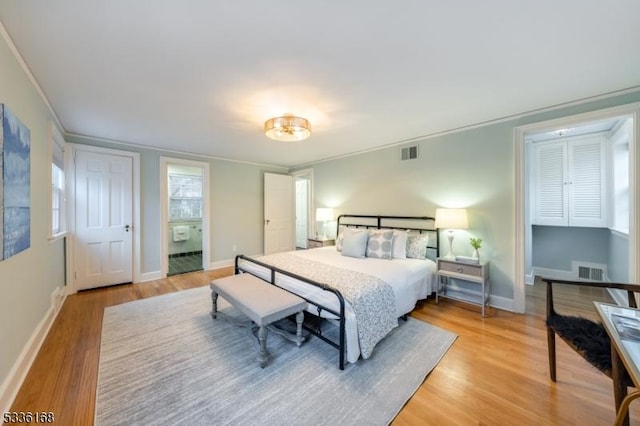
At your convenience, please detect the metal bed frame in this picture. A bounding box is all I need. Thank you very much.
[234,214,438,370]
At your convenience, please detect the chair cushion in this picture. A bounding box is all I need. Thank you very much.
[547,314,612,374]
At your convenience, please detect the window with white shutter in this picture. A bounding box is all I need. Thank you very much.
[532,134,607,227]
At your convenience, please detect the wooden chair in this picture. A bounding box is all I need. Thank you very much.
[544,277,639,424]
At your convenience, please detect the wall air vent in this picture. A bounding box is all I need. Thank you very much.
[577,264,606,281]
[401,145,418,161]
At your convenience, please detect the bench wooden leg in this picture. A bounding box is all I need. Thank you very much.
[295,311,304,347]
[211,291,219,319]
[257,326,269,368]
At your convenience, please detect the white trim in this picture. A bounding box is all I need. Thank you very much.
[136,270,163,283]
[207,255,263,272]
[160,157,210,278]
[487,294,515,313]
[0,21,64,130]
[515,102,640,314]
[533,267,577,282]
[0,287,66,416]
[48,122,66,239]
[291,168,315,242]
[66,144,141,292]
[208,259,235,270]
[611,228,630,239]
[298,87,640,168]
[67,132,287,170]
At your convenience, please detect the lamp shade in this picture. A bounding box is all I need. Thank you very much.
[264,115,311,142]
[316,208,335,222]
[434,208,468,230]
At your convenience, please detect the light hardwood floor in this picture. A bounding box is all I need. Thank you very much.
[9,270,640,425]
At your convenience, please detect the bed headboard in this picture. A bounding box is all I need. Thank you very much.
[336,214,439,259]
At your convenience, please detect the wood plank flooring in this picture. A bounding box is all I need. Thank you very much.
[9,270,640,425]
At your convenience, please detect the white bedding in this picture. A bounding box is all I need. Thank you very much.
[237,246,436,363]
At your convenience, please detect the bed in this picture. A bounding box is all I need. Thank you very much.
[235,215,439,369]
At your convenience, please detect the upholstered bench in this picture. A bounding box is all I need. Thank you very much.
[210,273,308,368]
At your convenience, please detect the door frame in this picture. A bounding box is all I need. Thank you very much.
[263,172,295,255]
[66,144,141,293]
[514,102,640,313]
[291,168,314,246]
[159,156,210,277]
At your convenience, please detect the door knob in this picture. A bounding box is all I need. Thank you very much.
[125,224,131,232]
[265,219,270,225]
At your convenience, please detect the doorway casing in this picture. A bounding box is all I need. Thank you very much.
[291,168,314,247]
[514,103,640,313]
[159,157,210,278]
[66,144,141,293]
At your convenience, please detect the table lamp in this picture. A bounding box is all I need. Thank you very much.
[434,208,468,259]
[316,208,335,239]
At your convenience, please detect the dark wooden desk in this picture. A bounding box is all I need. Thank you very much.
[595,302,640,426]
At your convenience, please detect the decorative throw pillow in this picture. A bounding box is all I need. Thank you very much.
[336,225,347,252]
[406,232,429,259]
[366,230,394,259]
[392,230,408,259]
[341,228,369,258]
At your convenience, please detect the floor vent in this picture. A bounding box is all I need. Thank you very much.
[401,145,418,161]
[577,265,605,281]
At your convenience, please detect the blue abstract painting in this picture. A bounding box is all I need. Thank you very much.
[1,104,31,260]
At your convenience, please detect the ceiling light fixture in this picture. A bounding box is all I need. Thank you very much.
[264,114,311,142]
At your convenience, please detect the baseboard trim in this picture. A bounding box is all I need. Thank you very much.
[208,259,234,270]
[531,267,575,281]
[0,286,66,415]
[488,294,515,313]
[136,270,162,283]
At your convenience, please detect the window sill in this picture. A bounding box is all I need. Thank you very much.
[610,228,629,239]
[48,231,68,243]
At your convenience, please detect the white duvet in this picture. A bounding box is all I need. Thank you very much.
[238,246,436,363]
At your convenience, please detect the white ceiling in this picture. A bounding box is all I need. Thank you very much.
[1,1,640,167]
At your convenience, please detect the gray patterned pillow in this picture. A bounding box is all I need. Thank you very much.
[406,232,429,259]
[366,230,394,259]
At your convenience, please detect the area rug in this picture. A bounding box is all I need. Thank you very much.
[95,286,457,426]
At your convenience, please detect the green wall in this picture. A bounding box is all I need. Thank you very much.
[65,135,285,274]
[0,34,65,388]
[306,90,640,303]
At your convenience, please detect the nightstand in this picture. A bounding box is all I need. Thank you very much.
[436,258,490,316]
[307,238,335,249]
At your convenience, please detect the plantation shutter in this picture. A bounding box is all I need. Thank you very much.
[568,136,606,227]
[532,134,606,227]
[533,141,568,226]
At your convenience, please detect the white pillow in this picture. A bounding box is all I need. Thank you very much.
[406,232,429,259]
[367,230,394,259]
[392,230,408,259]
[341,228,369,258]
[335,225,348,252]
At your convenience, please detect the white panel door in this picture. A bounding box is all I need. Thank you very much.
[75,151,133,290]
[264,173,294,255]
[295,179,309,248]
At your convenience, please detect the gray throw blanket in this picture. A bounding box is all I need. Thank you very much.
[257,252,398,359]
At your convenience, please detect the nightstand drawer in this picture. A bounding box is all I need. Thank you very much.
[307,238,335,248]
[438,260,482,278]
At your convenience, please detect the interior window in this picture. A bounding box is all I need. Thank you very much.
[168,174,202,220]
[50,124,66,237]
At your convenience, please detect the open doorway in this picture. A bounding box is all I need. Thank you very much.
[514,104,639,313]
[160,157,210,277]
[291,169,314,249]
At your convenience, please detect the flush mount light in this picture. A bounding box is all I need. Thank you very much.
[264,114,311,142]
